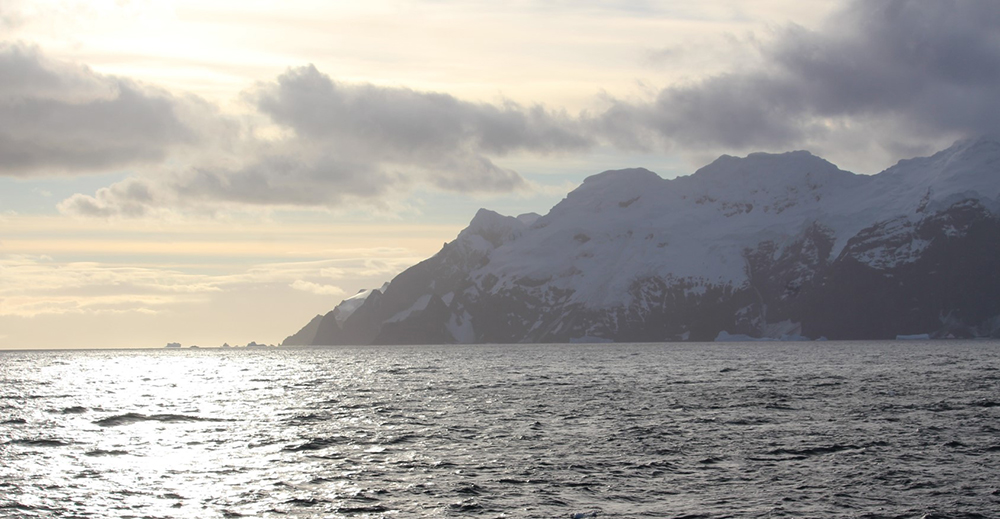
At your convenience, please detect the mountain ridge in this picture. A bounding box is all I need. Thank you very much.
[284,137,1000,345]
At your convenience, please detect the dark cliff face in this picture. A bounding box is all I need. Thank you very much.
[281,314,324,346]
[802,201,1000,339]
[287,139,1000,345]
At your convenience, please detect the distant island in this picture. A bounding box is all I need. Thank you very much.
[164,341,277,349]
[285,137,1000,346]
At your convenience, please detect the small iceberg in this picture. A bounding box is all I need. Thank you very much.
[895,333,930,340]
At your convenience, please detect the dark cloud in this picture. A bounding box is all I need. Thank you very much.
[175,154,398,206]
[59,178,164,218]
[0,43,198,176]
[253,66,467,157]
[56,61,598,217]
[252,65,591,160]
[428,154,525,193]
[62,64,591,217]
[772,0,1000,130]
[599,0,1000,155]
[58,154,400,218]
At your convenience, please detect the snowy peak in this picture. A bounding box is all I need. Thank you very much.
[850,135,1000,222]
[516,212,541,226]
[547,168,664,219]
[574,167,663,198]
[947,135,1000,163]
[675,150,867,215]
[579,167,661,186]
[877,136,1000,201]
[688,150,860,188]
[930,135,1000,171]
[457,208,528,249]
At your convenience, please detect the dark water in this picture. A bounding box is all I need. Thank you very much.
[1,342,999,518]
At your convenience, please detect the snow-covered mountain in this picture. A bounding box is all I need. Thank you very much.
[284,137,1000,345]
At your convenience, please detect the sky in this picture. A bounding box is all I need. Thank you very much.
[2,0,999,349]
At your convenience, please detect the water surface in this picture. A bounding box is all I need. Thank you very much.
[2,341,999,518]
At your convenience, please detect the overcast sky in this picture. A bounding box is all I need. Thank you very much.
[2,0,998,348]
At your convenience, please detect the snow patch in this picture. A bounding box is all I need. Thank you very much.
[334,283,388,324]
[684,285,708,297]
[854,237,931,270]
[447,311,475,343]
[762,319,803,339]
[387,294,432,323]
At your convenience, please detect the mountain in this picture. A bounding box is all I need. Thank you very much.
[283,137,1000,345]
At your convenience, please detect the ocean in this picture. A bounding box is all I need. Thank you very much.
[1,341,999,518]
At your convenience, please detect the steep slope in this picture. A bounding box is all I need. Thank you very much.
[281,314,323,346]
[283,283,389,346]
[286,137,1000,344]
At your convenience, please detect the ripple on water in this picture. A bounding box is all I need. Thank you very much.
[1,342,1000,517]
[93,412,230,427]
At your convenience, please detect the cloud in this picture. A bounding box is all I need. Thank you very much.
[0,255,216,317]
[0,254,414,318]
[290,280,345,296]
[255,65,591,154]
[248,65,591,188]
[595,0,1000,166]
[778,0,1000,134]
[58,155,399,217]
[0,42,209,176]
[59,64,596,217]
[0,1,24,30]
